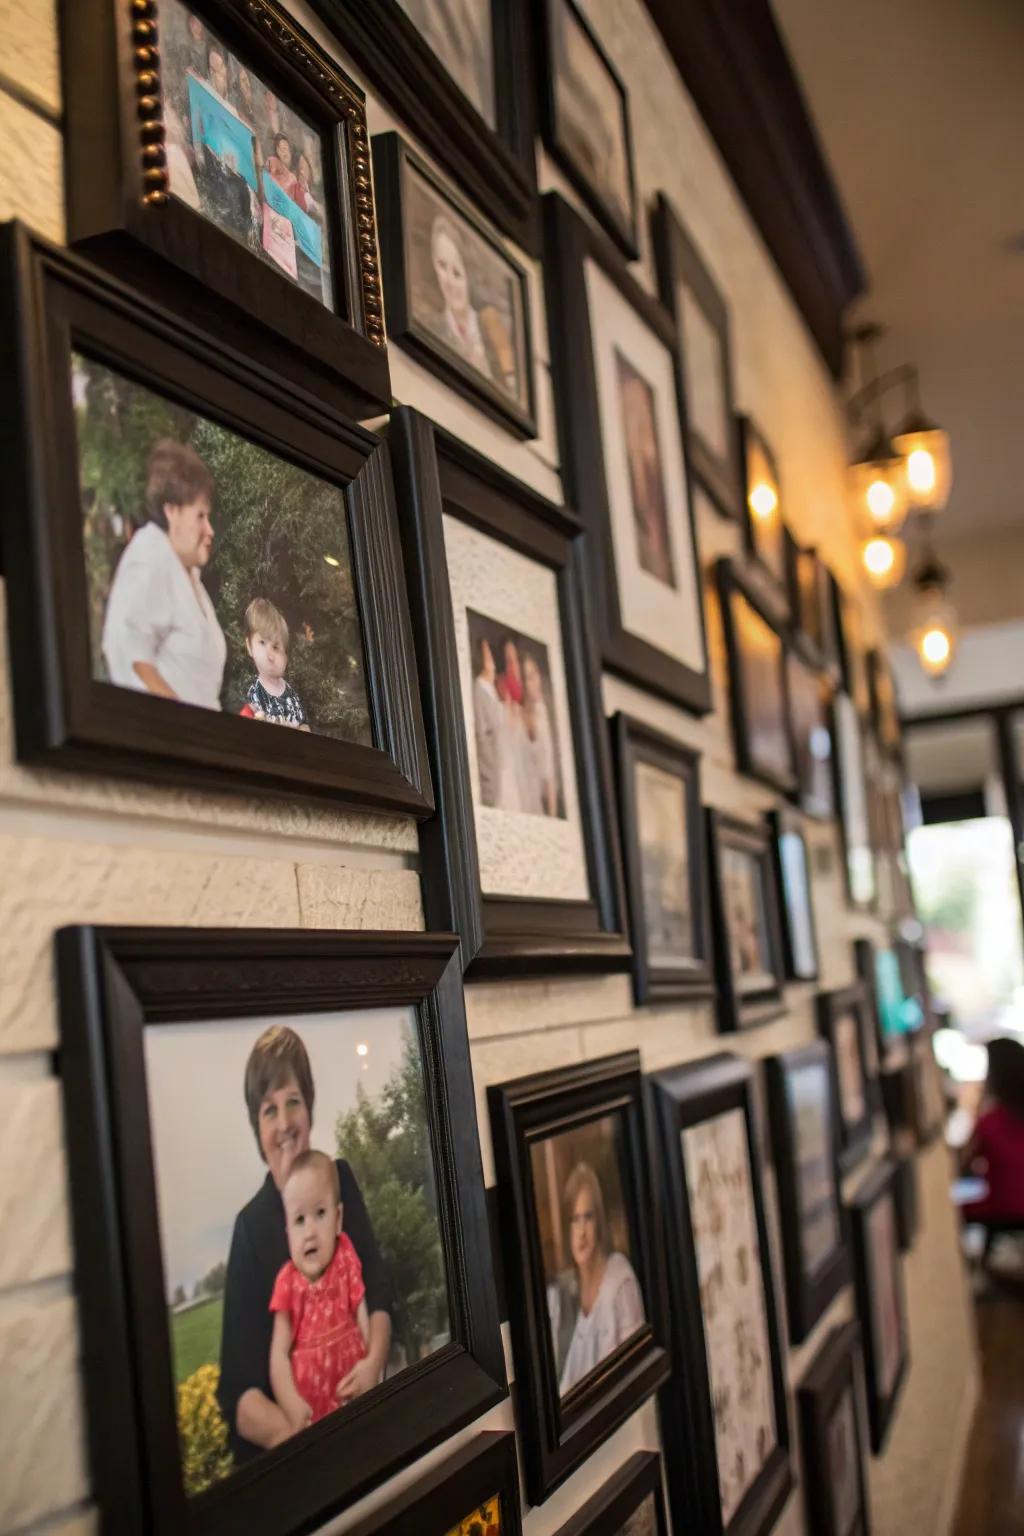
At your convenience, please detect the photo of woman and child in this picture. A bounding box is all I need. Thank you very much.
[530,1115,646,1398]
[469,609,566,820]
[158,0,334,308]
[144,1012,448,1496]
[75,353,372,745]
[406,163,529,412]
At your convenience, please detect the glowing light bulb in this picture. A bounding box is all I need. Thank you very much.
[749,482,778,520]
[356,1042,369,1057]
[323,553,341,568]
[866,478,896,523]
[906,448,937,497]
[920,627,951,669]
[864,537,896,577]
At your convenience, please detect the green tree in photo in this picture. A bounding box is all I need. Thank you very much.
[335,1028,448,1365]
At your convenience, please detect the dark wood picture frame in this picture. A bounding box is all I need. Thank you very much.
[57,925,507,1536]
[389,408,630,977]
[737,413,787,608]
[770,808,820,983]
[892,1151,919,1253]
[345,1431,523,1536]
[867,646,903,758]
[707,809,787,1032]
[488,1053,670,1504]
[648,1052,792,1536]
[536,0,638,256]
[784,642,835,821]
[717,560,797,796]
[373,133,538,439]
[552,1450,669,1536]
[848,1158,910,1454]
[817,984,876,1173]
[797,1322,872,1536]
[833,690,878,912]
[784,536,838,676]
[59,0,390,419]
[304,0,537,253]
[653,195,741,519]
[766,1042,849,1343]
[612,713,713,1004]
[829,572,871,721]
[544,192,713,714]
[0,224,431,818]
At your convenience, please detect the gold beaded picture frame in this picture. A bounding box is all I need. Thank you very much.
[59,0,390,417]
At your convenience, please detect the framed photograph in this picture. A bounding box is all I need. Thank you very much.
[653,196,741,519]
[545,193,712,713]
[785,644,835,820]
[708,810,787,1032]
[488,1053,669,1503]
[866,647,902,758]
[770,809,820,984]
[892,1151,919,1253]
[848,1158,909,1454]
[57,926,506,1536]
[717,560,796,795]
[612,714,713,1004]
[738,415,786,604]
[797,1322,872,1536]
[0,226,431,816]
[345,1432,523,1536]
[552,1450,669,1536]
[303,0,536,252]
[785,537,839,675]
[60,0,390,417]
[833,691,878,910]
[817,985,875,1174]
[389,410,629,976]
[373,134,536,438]
[648,1053,792,1536]
[537,0,638,256]
[766,1043,849,1343]
[829,574,871,721]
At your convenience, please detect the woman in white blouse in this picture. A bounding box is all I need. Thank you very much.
[558,1161,645,1395]
[102,439,227,709]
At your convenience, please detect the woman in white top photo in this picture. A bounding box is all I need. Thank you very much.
[558,1161,645,1395]
[520,651,558,818]
[101,438,227,710]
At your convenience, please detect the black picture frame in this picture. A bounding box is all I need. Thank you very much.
[389,408,630,977]
[611,713,713,1005]
[797,1322,872,1536]
[770,808,820,984]
[817,984,876,1173]
[833,690,878,911]
[344,1432,523,1536]
[57,925,507,1536]
[372,133,538,439]
[784,642,835,821]
[653,195,741,519]
[847,1158,910,1454]
[59,0,390,419]
[0,224,432,818]
[648,1052,793,1536]
[707,809,787,1032]
[552,1450,669,1536]
[737,414,787,609]
[829,572,871,721]
[717,560,797,796]
[304,0,537,253]
[892,1151,919,1253]
[536,0,638,257]
[866,647,903,758]
[488,1052,670,1504]
[544,192,713,714]
[766,1042,849,1344]
[784,536,838,676]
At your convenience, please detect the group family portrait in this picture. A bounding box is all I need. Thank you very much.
[469,609,566,820]
[145,1008,449,1495]
[529,1113,646,1398]
[159,0,335,307]
[74,352,372,743]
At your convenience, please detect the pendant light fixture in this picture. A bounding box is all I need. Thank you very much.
[892,367,953,512]
[848,325,909,535]
[909,542,958,679]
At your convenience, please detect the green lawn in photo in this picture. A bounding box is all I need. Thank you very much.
[171,1297,224,1384]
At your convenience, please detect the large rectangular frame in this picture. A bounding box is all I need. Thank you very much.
[816,983,876,1174]
[57,925,507,1536]
[797,1321,872,1536]
[344,1431,523,1536]
[847,1157,909,1454]
[552,1450,669,1536]
[707,809,787,1032]
[717,558,797,796]
[0,223,431,817]
[390,408,629,976]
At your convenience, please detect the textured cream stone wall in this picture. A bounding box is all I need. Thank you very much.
[0,1,976,1533]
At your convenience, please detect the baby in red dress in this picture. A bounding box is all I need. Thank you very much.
[269,1150,370,1432]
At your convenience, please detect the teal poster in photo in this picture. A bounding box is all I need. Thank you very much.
[187,73,258,192]
[264,172,324,268]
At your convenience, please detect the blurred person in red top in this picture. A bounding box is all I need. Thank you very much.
[962,1037,1024,1225]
